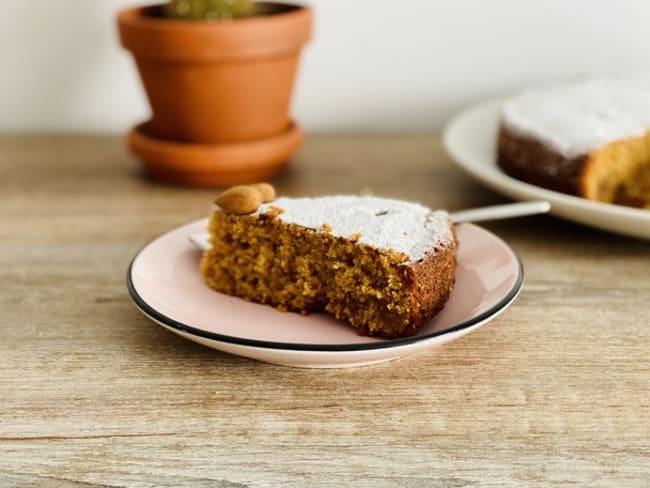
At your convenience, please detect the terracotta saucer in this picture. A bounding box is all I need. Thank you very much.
[127,121,302,186]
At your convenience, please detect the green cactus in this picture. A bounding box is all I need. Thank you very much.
[165,0,254,20]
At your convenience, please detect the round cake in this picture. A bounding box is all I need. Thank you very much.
[201,190,458,338]
[497,76,650,208]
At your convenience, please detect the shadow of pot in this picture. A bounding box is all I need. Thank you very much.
[118,2,312,186]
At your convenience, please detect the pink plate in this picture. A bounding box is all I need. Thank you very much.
[127,219,523,368]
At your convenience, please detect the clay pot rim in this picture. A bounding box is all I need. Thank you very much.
[119,2,307,28]
[118,2,312,61]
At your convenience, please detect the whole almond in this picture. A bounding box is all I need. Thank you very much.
[251,183,276,202]
[215,186,262,215]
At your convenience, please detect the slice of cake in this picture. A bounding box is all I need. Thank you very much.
[200,185,458,338]
[497,76,650,208]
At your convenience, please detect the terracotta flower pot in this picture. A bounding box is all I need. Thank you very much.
[117,3,311,185]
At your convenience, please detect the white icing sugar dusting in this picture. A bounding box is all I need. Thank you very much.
[502,75,650,158]
[258,196,453,262]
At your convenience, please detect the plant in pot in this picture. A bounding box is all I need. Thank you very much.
[118,0,312,186]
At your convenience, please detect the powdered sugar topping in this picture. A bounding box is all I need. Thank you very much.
[258,196,453,262]
[502,75,650,158]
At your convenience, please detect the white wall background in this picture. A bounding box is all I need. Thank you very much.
[1,0,649,132]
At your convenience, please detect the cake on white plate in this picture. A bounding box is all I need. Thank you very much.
[498,76,650,208]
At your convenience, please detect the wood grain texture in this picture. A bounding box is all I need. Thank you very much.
[0,134,648,487]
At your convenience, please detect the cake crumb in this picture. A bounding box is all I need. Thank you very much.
[265,206,285,218]
[349,232,362,242]
[322,223,333,233]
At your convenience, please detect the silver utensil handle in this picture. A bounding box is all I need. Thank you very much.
[451,200,550,223]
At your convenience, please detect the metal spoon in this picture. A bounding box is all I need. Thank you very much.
[449,200,550,223]
[189,200,551,251]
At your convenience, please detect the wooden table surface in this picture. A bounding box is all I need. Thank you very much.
[1,134,648,487]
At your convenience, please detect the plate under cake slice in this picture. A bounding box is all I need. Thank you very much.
[200,185,458,338]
